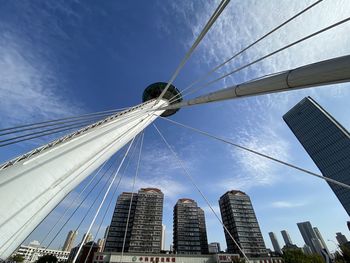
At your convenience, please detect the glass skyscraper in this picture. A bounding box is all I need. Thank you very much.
[283,96,350,216]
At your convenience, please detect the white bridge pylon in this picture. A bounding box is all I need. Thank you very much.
[0,99,167,259]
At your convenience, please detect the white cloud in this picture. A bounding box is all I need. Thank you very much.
[271,201,307,208]
[120,176,188,200]
[0,14,83,128]
[161,0,350,190]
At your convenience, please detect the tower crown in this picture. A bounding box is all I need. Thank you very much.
[142,82,182,117]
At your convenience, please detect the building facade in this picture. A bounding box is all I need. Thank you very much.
[219,190,267,258]
[93,252,283,263]
[104,192,138,252]
[104,188,163,253]
[63,230,78,252]
[280,230,293,246]
[173,199,209,254]
[208,243,221,254]
[161,225,166,251]
[336,232,348,246]
[313,227,330,255]
[268,232,282,254]
[68,241,100,263]
[129,188,164,253]
[297,222,325,255]
[82,232,93,244]
[283,96,350,216]
[13,244,69,263]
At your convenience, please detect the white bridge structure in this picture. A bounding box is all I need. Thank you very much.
[0,0,350,262]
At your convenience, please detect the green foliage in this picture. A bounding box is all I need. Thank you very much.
[231,257,246,263]
[335,243,350,262]
[282,249,323,263]
[36,255,58,263]
[10,255,24,263]
[340,244,350,262]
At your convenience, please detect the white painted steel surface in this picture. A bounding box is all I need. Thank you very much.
[164,55,350,109]
[0,99,167,259]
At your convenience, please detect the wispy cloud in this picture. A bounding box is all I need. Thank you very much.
[0,4,84,128]
[161,0,350,191]
[271,201,307,209]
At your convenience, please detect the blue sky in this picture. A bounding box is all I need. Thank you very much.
[1,0,350,254]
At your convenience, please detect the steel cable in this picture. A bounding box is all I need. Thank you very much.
[153,124,250,262]
[159,116,350,190]
[167,0,324,104]
[0,107,130,133]
[173,16,350,103]
[156,0,230,104]
[82,133,141,263]
[72,136,138,263]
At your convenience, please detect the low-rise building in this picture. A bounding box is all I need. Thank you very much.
[93,252,283,263]
[12,244,69,263]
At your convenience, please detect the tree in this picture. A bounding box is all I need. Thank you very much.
[282,249,323,263]
[231,257,246,263]
[340,244,350,262]
[36,255,58,263]
[335,243,350,263]
[9,255,24,263]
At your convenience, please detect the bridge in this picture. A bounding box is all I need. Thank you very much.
[0,0,350,262]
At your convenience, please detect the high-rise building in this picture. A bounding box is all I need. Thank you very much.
[208,242,221,254]
[82,232,93,244]
[97,239,105,252]
[219,190,267,257]
[297,222,324,255]
[268,232,282,254]
[104,192,136,252]
[302,245,313,255]
[173,198,209,254]
[104,188,163,253]
[313,227,330,255]
[283,97,350,216]
[281,230,293,246]
[62,230,78,252]
[198,208,209,254]
[161,224,166,251]
[336,232,348,246]
[104,226,110,239]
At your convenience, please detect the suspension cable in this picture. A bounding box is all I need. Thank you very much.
[0,105,154,148]
[159,117,350,190]
[120,132,144,263]
[155,0,230,104]
[0,147,123,258]
[153,124,249,262]
[0,119,100,144]
[83,135,139,263]
[0,107,130,133]
[167,0,324,104]
[1,109,156,257]
[49,138,139,254]
[172,16,350,102]
[72,136,137,263]
[39,159,110,247]
[0,113,116,137]
[42,157,119,251]
[23,159,110,261]
[0,122,93,148]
